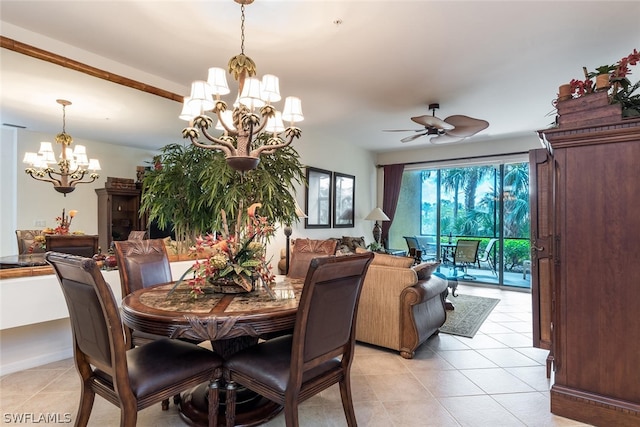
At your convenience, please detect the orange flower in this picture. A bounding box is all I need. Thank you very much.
[247,203,262,218]
[69,210,78,218]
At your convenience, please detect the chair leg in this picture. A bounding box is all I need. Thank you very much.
[284,401,300,427]
[173,393,181,405]
[161,398,169,410]
[225,381,237,427]
[119,400,138,427]
[338,378,357,427]
[208,379,220,427]
[119,413,137,427]
[75,384,95,427]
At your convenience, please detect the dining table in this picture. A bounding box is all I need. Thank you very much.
[121,277,303,427]
[0,253,47,269]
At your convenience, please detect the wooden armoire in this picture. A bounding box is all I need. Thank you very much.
[534,116,640,426]
[95,186,145,251]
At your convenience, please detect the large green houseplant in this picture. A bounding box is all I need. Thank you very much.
[141,141,305,253]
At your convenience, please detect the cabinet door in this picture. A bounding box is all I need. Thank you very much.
[529,149,554,372]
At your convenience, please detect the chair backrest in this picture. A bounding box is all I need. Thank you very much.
[45,235,99,258]
[289,252,374,388]
[480,238,498,261]
[454,239,481,263]
[127,230,148,240]
[414,235,438,258]
[15,229,45,254]
[403,236,418,252]
[287,238,338,279]
[45,252,128,381]
[114,239,172,297]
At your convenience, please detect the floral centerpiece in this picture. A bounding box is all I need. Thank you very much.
[28,209,79,253]
[42,208,78,235]
[174,202,276,298]
[561,49,640,118]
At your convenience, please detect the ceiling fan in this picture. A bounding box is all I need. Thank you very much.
[385,103,489,144]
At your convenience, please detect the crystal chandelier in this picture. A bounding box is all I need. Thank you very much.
[179,0,303,172]
[23,99,101,196]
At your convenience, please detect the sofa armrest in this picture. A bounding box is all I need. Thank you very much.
[356,264,418,350]
[399,274,448,358]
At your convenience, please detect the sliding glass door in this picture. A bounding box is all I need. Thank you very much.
[394,161,531,288]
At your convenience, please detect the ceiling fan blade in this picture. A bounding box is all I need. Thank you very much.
[429,134,465,144]
[383,129,424,132]
[443,115,489,137]
[401,132,428,143]
[410,115,455,130]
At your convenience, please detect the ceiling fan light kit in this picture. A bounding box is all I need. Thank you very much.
[388,102,489,144]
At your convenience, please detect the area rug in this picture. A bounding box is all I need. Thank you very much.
[439,294,500,338]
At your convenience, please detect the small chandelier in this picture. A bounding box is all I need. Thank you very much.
[179,0,303,172]
[23,99,101,196]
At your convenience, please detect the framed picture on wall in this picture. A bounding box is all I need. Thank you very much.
[305,167,332,228]
[333,172,355,228]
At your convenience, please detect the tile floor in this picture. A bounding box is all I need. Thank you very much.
[0,284,592,426]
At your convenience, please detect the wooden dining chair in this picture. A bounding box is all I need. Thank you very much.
[114,239,185,410]
[113,239,173,348]
[15,229,46,254]
[45,252,223,427]
[286,238,338,279]
[223,252,374,427]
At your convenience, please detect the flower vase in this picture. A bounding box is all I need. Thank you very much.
[595,73,610,91]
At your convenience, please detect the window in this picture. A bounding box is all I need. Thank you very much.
[392,161,531,288]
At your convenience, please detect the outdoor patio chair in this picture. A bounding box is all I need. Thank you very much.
[477,238,498,276]
[414,235,438,261]
[453,239,481,280]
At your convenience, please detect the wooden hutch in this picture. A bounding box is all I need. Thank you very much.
[535,93,640,426]
[96,177,146,251]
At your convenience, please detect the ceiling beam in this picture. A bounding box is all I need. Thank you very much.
[1,36,182,103]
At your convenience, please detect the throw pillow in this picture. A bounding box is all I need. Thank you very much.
[372,252,414,268]
[413,261,441,280]
[341,236,366,252]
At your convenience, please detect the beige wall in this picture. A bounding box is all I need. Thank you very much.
[2,124,378,263]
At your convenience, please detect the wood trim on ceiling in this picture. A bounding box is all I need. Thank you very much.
[0,36,183,103]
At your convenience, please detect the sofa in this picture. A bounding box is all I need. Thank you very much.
[354,252,448,359]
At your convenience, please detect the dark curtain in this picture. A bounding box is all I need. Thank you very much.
[381,164,405,248]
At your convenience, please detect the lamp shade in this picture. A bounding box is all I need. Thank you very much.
[364,207,390,221]
[294,200,307,218]
[282,96,303,123]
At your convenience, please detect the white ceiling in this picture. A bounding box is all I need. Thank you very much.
[1,1,639,153]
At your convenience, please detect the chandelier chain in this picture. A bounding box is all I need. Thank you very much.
[240,4,246,55]
[61,103,67,133]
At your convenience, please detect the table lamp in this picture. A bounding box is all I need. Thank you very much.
[364,207,390,245]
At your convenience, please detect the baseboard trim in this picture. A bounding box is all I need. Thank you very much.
[551,384,640,426]
[0,347,73,376]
